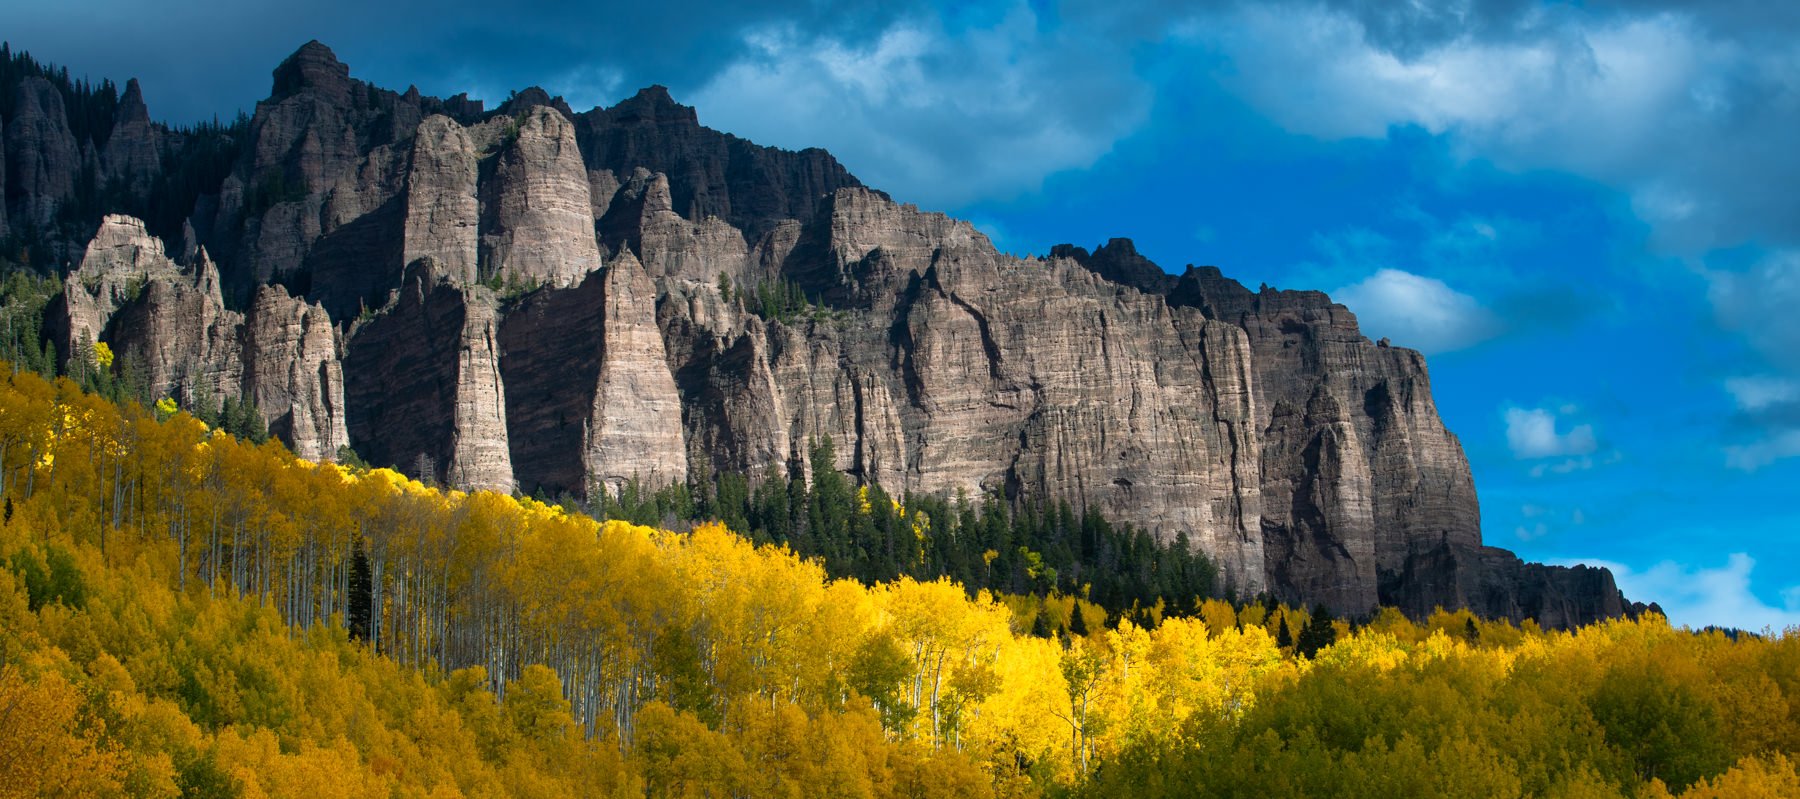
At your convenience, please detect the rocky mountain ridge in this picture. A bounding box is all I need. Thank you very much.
[3,41,1648,625]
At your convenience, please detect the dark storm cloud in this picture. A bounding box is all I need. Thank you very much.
[1324,0,1545,56]
[0,0,927,124]
[1294,0,1800,54]
[1712,253,1800,374]
[683,5,1150,208]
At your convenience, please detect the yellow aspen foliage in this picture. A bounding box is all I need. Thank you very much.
[0,666,127,798]
[1235,601,1267,629]
[0,363,1796,799]
[506,664,577,743]
[1198,598,1236,637]
[1678,753,1800,799]
[632,700,747,798]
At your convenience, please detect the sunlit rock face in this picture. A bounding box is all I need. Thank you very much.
[15,41,1641,626]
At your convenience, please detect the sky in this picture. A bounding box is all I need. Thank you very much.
[5,0,1797,631]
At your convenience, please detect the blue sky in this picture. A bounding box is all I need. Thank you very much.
[6,0,1797,630]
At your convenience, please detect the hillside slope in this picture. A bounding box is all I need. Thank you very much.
[0,368,1793,798]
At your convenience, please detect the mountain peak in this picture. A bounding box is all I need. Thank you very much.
[498,86,574,118]
[630,84,676,107]
[603,85,697,125]
[116,77,150,124]
[272,40,351,102]
[1053,237,1179,295]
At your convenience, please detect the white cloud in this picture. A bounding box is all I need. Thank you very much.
[1557,554,1800,633]
[1504,406,1598,459]
[1529,456,1593,477]
[1187,4,1800,254]
[1712,252,1800,468]
[689,5,1149,209]
[1514,503,1584,540]
[1725,376,1800,411]
[1331,268,1502,353]
[1725,431,1800,472]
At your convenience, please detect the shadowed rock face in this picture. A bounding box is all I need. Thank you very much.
[576,85,869,241]
[343,259,513,494]
[101,79,161,198]
[499,251,688,497]
[11,41,1645,626]
[5,77,79,231]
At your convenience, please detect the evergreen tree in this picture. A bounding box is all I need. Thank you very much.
[751,465,792,544]
[1297,604,1337,658]
[807,436,853,570]
[1069,605,1091,638]
[191,382,220,428]
[347,542,373,643]
[540,449,1225,630]
[786,466,810,549]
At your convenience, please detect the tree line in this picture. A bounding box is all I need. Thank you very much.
[574,435,1217,633]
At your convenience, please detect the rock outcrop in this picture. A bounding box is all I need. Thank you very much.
[103,254,244,407]
[5,77,79,231]
[403,115,480,285]
[500,251,689,496]
[48,214,348,463]
[244,286,349,463]
[577,85,868,240]
[56,215,187,355]
[207,40,485,305]
[6,41,1639,626]
[101,79,161,197]
[478,106,602,287]
[344,259,513,493]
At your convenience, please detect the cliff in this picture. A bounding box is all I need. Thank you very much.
[5,41,1641,625]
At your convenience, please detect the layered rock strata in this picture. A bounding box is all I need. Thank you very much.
[7,41,1640,625]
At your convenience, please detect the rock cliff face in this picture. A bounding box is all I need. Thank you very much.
[342,259,514,493]
[478,106,603,287]
[244,286,349,463]
[403,116,480,285]
[576,85,868,240]
[5,77,79,231]
[7,41,1641,626]
[499,251,689,496]
[47,215,347,466]
[102,79,161,198]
